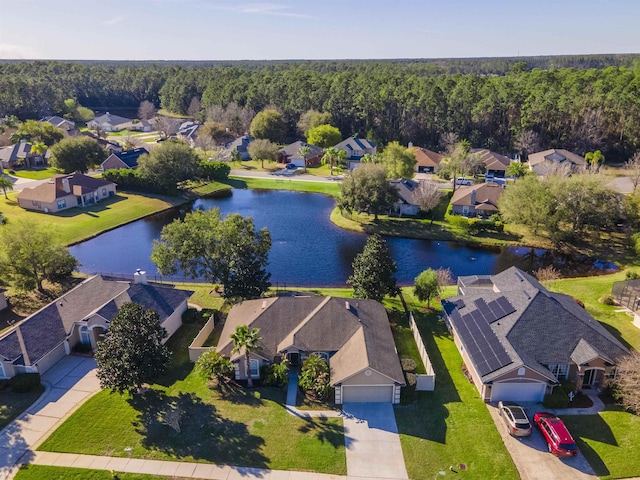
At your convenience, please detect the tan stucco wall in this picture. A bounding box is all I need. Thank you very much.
[34,342,66,375]
[340,369,394,386]
[234,354,264,380]
[161,300,188,343]
[491,367,551,384]
[17,195,73,213]
[102,155,128,170]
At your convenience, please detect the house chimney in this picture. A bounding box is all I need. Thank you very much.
[61,177,71,193]
[470,189,476,205]
[408,141,413,148]
[134,268,147,285]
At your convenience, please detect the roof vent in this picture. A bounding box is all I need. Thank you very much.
[345,301,350,310]
[514,272,524,282]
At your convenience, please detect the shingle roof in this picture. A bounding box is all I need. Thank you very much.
[17,173,116,204]
[217,296,404,385]
[390,178,422,206]
[472,149,511,172]
[450,183,505,208]
[412,147,443,168]
[113,148,148,168]
[91,113,133,127]
[0,276,194,367]
[442,266,629,384]
[0,331,23,362]
[279,141,323,161]
[528,149,586,168]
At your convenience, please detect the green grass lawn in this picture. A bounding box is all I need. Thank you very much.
[0,191,182,245]
[38,319,346,474]
[392,289,519,480]
[184,180,232,198]
[0,386,45,430]
[14,465,184,480]
[225,176,341,197]
[9,168,59,180]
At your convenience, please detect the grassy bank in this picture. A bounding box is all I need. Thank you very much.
[0,191,183,246]
[9,168,59,180]
[225,176,341,197]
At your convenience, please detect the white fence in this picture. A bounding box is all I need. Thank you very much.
[188,316,216,363]
[409,312,436,391]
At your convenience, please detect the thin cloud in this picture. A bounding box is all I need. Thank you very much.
[0,43,41,59]
[220,2,312,19]
[103,16,124,26]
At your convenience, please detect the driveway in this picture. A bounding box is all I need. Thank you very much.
[0,356,99,480]
[341,403,408,480]
[487,403,597,480]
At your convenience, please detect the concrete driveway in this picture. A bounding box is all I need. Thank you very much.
[487,403,597,480]
[341,403,408,480]
[0,356,99,480]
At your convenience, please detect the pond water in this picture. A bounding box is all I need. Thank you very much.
[69,189,615,286]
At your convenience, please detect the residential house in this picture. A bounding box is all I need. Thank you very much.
[334,136,377,170]
[450,183,504,217]
[80,131,122,154]
[278,141,323,167]
[87,113,151,133]
[216,296,405,404]
[0,273,193,379]
[0,140,50,169]
[101,148,149,170]
[222,134,253,160]
[17,173,116,213]
[528,149,587,176]
[390,178,421,216]
[40,116,76,134]
[472,149,511,178]
[441,267,628,402]
[412,146,443,174]
[176,121,201,147]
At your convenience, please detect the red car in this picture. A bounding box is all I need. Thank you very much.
[533,412,578,457]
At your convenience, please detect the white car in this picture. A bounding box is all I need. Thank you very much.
[453,177,473,186]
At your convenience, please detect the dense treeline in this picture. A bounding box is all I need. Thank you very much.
[1,56,639,160]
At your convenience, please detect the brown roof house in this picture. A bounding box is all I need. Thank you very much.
[441,267,628,403]
[17,173,116,213]
[450,183,505,217]
[528,149,587,176]
[216,296,405,404]
[278,141,323,167]
[412,146,443,173]
[472,149,511,177]
[0,272,193,380]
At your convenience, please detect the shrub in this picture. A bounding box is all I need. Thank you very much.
[299,355,330,400]
[543,385,570,409]
[9,373,41,393]
[626,270,640,280]
[405,372,417,387]
[602,295,615,306]
[198,161,230,181]
[102,169,171,195]
[195,350,234,383]
[73,343,92,354]
[401,358,417,372]
[260,361,289,387]
[0,379,9,391]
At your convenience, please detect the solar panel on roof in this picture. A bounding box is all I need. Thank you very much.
[496,296,516,315]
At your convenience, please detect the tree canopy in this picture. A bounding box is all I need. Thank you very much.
[49,136,107,173]
[306,124,342,148]
[94,302,170,395]
[613,351,640,414]
[297,110,333,136]
[15,120,64,146]
[348,234,399,302]
[151,208,271,300]
[137,140,200,192]
[247,139,279,168]
[338,163,398,220]
[414,269,441,308]
[249,109,285,143]
[0,221,78,293]
[381,141,417,179]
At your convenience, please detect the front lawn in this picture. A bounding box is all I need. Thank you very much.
[38,319,346,474]
[0,191,182,245]
[14,465,183,480]
[562,405,640,479]
[9,168,59,180]
[0,386,45,430]
[393,290,519,480]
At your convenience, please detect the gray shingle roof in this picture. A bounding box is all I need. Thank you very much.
[443,266,629,383]
[279,141,323,161]
[0,331,23,362]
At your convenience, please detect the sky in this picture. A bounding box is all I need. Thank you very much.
[1,0,639,60]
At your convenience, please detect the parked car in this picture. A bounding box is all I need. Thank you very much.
[498,401,532,437]
[453,177,473,186]
[533,412,578,457]
[285,163,297,170]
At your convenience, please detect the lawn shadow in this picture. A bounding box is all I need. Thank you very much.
[129,390,268,467]
[569,441,610,477]
[155,322,206,387]
[223,178,248,189]
[218,382,265,407]
[297,417,344,448]
[394,309,461,444]
[53,194,127,218]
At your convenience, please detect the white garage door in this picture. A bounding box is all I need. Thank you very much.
[342,385,393,403]
[490,382,546,403]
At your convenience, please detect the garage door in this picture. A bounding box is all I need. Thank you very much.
[490,382,546,403]
[342,385,393,403]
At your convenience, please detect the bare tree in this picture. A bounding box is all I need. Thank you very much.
[625,151,640,193]
[439,132,459,155]
[613,351,640,414]
[414,181,444,223]
[187,97,202,119]
[514,130,541,161]
[436,267,453,286]
[138,100,157,121]
[155,116,173,139]
[534,265,561,282]
[205,102,255,137]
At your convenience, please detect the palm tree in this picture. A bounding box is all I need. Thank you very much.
[322,147,338,176]
[0,176,14,199]
[231,325,262,388]
[298,145,311,174]
[506,161,527,182]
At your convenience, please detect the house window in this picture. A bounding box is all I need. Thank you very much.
[57,199,67,209]
[234,362,240,379]
[462,206,469,215]
[249,359,259,377]
[607,367,618,379]
[546,363,569,379]
[32,201,41,208]
[102,188,107,196]
[79,326,91,345]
